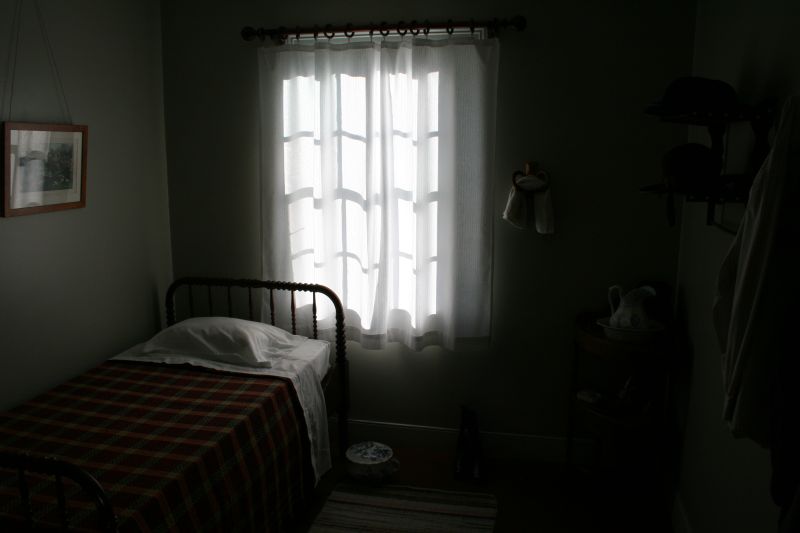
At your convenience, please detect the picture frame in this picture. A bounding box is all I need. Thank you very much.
[3,122,88,217]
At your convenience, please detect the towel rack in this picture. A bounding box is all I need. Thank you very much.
[512,161,550,192]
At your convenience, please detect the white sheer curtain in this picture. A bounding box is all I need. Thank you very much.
[259,36,498,350]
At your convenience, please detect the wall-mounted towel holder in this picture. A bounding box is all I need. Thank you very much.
[512,161,550,192]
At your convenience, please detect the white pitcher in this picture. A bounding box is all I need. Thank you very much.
[608,285,656,329]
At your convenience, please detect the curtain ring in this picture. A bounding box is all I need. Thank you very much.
[423,20,430,35]
[469,20,475,34]
[379,22,390,37]
[294,27,301,41]
[344,24,355,39]
[312,26,319,40]
[396,21,407,37]
[409,20,420,36]
[324,24,335,39]
[446,20,455,36]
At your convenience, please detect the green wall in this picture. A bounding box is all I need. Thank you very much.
[0,0,172,409]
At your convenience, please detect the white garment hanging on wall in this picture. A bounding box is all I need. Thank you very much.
[713,96,800,446]
[502,172,554,234]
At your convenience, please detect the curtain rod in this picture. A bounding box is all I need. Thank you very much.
[241,15,526,45]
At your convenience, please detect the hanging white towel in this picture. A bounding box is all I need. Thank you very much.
[502,172,555,234]
[712,96,800,446]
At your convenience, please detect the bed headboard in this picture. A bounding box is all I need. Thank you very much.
[164,276,349,453]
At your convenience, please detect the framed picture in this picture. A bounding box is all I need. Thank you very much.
[3,122,88,217]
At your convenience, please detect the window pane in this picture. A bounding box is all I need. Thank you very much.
[389,72,412,134]
[288,196,312,250]
[341,137,366,198]
[289,195,315,283]
[333,198,345,253]
[425,72,439,133]
[340,75,367,138]
[392,135,415,193]
[398,197,415,258]
[283,137,315,193]
[347,256,370,327]
[344,199,368,270]
[282,76,316,136]
[420,136,438,191]
[398,255,416,326]
[292,252,314,284]
[427,261,437,313]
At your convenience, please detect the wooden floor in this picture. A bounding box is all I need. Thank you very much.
[301,444,674,532]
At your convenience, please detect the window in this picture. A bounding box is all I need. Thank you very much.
[259,35,498,350]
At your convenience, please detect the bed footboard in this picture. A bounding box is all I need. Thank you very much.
[0,450,117,532]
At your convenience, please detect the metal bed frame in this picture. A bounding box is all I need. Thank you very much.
[165,277,349,451]
[0,451,117,532]
[1,277,348,531]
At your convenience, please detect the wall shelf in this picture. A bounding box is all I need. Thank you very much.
[644,99,774,226]
[647,105,772,127]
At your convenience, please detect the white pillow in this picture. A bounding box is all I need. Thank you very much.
[142,317,307,368]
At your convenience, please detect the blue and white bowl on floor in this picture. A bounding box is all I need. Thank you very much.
[346,441,399,481]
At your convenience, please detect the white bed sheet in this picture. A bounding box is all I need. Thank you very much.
[112,338,332,483]
[286,338,331,382]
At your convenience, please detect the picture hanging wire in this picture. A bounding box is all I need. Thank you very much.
[1,0,24,121]
[2,0,72,124]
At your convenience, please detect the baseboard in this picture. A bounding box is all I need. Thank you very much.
[343,417,592,465]
[672,492,693,533]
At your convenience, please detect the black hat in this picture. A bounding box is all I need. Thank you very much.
[646,77,738,117]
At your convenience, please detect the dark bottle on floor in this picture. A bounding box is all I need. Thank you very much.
[455,405,484,481]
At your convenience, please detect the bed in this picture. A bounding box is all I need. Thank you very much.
[0,277,348,532]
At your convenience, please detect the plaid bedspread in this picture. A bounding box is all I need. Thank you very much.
[0,361,312,532]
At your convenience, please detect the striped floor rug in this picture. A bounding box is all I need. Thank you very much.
[310,483,497,532]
